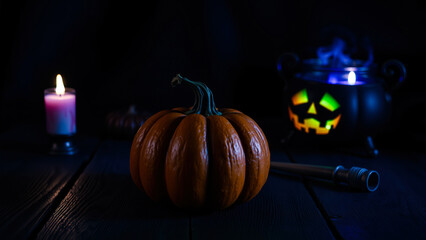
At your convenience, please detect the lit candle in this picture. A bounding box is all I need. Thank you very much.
[348,71,356,85]
[44,74,76,135]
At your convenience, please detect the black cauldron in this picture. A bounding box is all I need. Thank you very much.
[278,54,406,156]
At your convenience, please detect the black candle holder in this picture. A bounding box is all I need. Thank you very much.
[48,134,78,155]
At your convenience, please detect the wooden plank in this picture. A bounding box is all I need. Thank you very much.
[191,151,334,240]
[0,124,99,239]
[289,148,426,240]
[37,140,190,239]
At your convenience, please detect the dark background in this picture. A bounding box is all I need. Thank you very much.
[1,0,425,140]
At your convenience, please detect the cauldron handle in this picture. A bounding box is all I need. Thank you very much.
[381,59,407,93]
[277,53,300,78]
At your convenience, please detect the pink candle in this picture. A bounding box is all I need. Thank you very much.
[44,74,76,135]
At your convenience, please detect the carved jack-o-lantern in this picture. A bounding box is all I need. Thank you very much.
[279,54,406,157]
[288,89,341,135]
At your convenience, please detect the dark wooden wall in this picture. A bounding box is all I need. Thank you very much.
[1,0,425,135]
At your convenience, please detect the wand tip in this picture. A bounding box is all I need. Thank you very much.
[365,170,380,192]
[347,167,380,192]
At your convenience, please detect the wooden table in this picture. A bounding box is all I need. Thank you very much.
[1,123,425,239]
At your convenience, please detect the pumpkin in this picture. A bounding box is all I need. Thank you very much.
[106,105,150,139]
[288,88,341,135]
[129,74,270,209]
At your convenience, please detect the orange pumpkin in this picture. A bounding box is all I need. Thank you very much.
[129,74,270,209]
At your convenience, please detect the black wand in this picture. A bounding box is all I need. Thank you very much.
[270,162,380,192]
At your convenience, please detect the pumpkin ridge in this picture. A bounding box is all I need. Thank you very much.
[165,114,209,208]
[239,114,270,190]
[138,111,185,201]
[207,115,245,209]
[223,113,256,200]
[130,110,170,190]
[224,113,270,202]
[204,116,213,208]
[171,107,190,113]
[219,108,242,114]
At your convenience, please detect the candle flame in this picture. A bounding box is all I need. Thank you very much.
[348,71,356,85]
[56,74,65,95]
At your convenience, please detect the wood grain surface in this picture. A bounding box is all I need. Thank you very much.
[2,124,425,239]
[289,148,426,240]
[37,140,190,239]
[37,142,333,239]
[190,151,333,240]
[0,125,99,239]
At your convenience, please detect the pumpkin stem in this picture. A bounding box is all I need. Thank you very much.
[171,74,222,116]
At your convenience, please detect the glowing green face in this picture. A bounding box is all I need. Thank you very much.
[289,89,341,135]
[292,89,309,105]
[319,93,340,112]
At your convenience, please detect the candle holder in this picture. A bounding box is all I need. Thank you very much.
[44,75,77,155]
[48,134,78,155]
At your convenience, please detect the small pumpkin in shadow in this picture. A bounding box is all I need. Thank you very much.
[106,105,150,139]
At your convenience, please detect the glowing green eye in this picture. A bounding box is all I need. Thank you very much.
[292,89,308,105]
[320,93,340,112]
